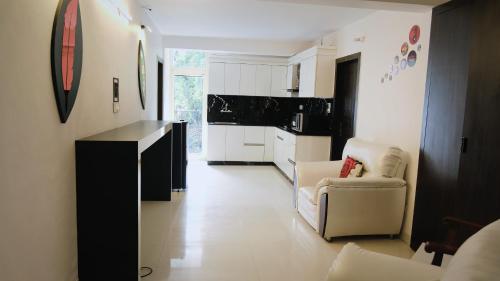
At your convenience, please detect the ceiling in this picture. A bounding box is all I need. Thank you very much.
[139,0,374,41]
[139,0,446,42]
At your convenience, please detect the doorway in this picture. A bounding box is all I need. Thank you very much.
[330,53,361,160]
[168,49,207,159]
[157,60,164,120]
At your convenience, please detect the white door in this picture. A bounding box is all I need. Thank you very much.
[299,57,316,97]
[207,125,226,161]
[240,64,256,96]
[255,65,271,97]
[224,63,240,96]
[208,62,225,95]
[271,65,287,97]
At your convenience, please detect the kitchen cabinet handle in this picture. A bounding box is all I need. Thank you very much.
[288,158,296,165]
[244,143,264,147]
[277,136,284,141]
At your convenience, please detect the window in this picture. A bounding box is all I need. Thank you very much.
[169,49,206,157]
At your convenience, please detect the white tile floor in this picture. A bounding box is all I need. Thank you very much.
[141,161,414,281]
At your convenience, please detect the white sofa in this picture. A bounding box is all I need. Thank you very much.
[295,138,408,239]
[327,219,500,281]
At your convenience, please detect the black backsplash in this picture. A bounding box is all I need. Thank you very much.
[207,94,334,129]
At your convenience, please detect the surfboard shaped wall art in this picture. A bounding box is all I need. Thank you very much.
[138,40,146,109]
[51,0,83,123]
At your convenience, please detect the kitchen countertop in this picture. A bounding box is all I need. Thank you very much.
[208,122,331,137]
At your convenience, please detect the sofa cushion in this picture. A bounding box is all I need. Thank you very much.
[442,219,500,281]
[379,147,404,178]
[328,243,443,281]
[342,138,407,179]
[299,185,321,205]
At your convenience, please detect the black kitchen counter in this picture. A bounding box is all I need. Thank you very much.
[208,122,331,137]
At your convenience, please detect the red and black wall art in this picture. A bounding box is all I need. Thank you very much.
[51,0,83,123]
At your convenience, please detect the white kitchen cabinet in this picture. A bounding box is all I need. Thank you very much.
[255,65,271,97]
[225,126,265,162]
[207,125,226,161]
[299,56,316,97]
[239,64,257,96]
[225,126,246,161]
[224,63,240,96]
[264,127,275,161]
[208,62,225,95]
[244,126,265,144]
[273,128,331,181]
[271,65,287,97]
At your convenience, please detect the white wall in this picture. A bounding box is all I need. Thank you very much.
[163,35,311,57]
[322,10,432,243]
[0,1,163,280]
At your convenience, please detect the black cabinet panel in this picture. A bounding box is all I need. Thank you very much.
[412,0,500,249]
[456,0,500,224]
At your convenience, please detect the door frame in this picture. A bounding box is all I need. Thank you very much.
[157,57,164,120]
[330,52,361,160]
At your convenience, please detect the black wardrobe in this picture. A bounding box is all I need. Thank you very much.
[411,0,500,250]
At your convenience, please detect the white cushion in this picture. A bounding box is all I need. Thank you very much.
[328,243,443,281]
[342,138,407,179]
[442,219,500,281]
[379,147,404,178]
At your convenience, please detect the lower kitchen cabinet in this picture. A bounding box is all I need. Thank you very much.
[226,126,266,162]
[207,125,226,161]
[207,125,271,162]
[273,128,331,180]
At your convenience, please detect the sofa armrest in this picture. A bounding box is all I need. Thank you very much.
[295,161,343,188]
[328,243,443,281]
[324,177,406,189]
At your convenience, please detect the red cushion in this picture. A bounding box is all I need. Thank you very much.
[339,156,358,178]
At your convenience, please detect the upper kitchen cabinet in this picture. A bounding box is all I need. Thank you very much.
[255,65,271,97]
[240,64,257,96]
[289,47,336,98]
[271,65,287,97]
[299,56,316,97]
[224,63,240,95]
[209,62,225,95]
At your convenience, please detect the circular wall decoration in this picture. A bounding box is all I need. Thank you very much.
[400,58,408,70]
[138,40,146,109]
[394,55,400,64]
[409,25,421,45]
[408,50,417,67]
[401,42,409,56]
[51,0,83,123]
[394,65,400,76]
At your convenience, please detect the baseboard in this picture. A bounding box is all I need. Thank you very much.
[207,161,274,166]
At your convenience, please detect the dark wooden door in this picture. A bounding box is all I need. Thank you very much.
[331,54,360,160]
[455,0,500,225]
[157,61,164,120]
[411,0,474,249]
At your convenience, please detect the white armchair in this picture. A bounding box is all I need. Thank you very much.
[327,219,500,281]
[295,138,408,239]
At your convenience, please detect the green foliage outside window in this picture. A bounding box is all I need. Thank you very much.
[172,50,206,68]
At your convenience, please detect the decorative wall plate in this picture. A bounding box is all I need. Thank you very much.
[409,25,421,45]
[400,58,408,70]
[408,50,417,67]
[138,41,146,109]
[401,42,409,56]
[51,0,83,123]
